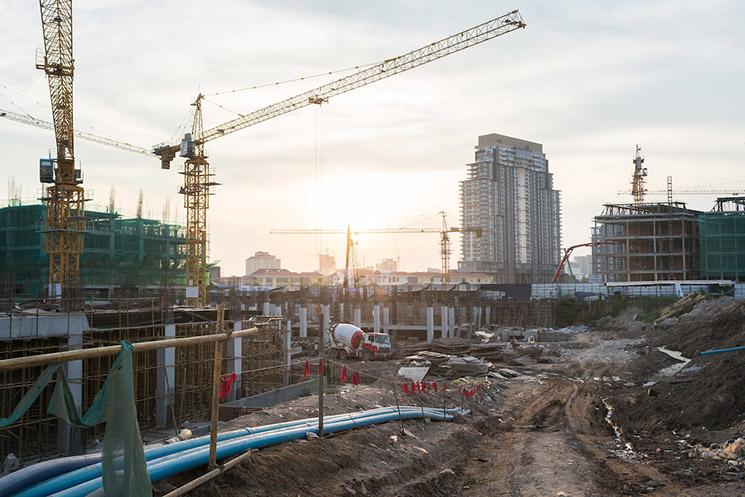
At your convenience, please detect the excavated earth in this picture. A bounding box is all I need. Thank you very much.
[155,298,745,496]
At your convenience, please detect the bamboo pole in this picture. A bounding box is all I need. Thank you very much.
[161,448,254,497]
[0,326,259,371]
[208,304,226,469]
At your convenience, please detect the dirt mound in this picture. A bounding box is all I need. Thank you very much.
[653,297,745,357]
[615,353,745,432]
[614,297,745,433]
[157,419,478,497]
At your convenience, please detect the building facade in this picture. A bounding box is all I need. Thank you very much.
[243,268,325,287]
[318,252,336,275]
[245,251,281,276]
[592,203,700,282]
[459,133,561,283]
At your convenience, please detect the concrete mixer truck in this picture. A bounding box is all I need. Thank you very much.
[328,323,391,360]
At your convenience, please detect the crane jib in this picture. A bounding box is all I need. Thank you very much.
[155,10,525,160]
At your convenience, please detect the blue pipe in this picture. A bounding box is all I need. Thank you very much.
[51,408,463,497]
[14,406,460,497]
[700,345,745,356]
[9,407,404,497]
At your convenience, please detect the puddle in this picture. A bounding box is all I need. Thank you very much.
[602,398,638,462]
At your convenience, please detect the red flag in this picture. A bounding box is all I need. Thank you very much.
[402,383,410,394]
[351,371,361,385]
[318,358,325,376]
[411,382,418,393]
[340,366,348,385]
[219,372,238,400]
[432,382,438,392]
[302,360,311,379]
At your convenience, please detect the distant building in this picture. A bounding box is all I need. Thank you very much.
[459,133,561,283]
[245,251,281,276]
[244,268,325,287]
[376,258,398,273]
[569,255,592,279]
[318,252,336,275]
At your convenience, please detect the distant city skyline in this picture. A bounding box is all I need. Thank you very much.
[2,1,743,276]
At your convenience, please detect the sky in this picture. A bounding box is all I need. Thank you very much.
[1,0,743,276]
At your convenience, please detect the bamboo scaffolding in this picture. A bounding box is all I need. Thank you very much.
[0,327,259,370]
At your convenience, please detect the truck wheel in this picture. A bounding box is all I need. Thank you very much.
[362,350,372,361]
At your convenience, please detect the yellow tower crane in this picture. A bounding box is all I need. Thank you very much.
[35,0,82,300]
[153,10,526,306]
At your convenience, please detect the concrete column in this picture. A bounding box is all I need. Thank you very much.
[353,307,362,328]
[485,306,491,325]
[157,323,177,426]
[338,303,344,323]
[426,307,434,343]
[262,302,271,315]
[473,306,481,328]
[299,307,308,338]
[321,304,330,341]
[448,307,456,338]
[60,322,84,453]
[222,320,243,402]
[382,307,390,334]
[373,305,381,333]
[285,320,292,386]
[440,306,448,338]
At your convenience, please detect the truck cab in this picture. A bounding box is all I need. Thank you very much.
[360,332,392,359]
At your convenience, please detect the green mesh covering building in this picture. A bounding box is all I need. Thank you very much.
[0,203,187,297]
[699,197,745,282]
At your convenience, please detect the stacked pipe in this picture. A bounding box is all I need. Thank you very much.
[2,406,467,497]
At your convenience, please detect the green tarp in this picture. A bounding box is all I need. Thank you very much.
[0,341,152,497]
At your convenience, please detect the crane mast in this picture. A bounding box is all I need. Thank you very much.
[36,0,82,300]
[156,10,525,305]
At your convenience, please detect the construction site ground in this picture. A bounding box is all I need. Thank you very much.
[156,297,745,496]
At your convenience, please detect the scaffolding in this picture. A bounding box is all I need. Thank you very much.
[699,197,745,282]
[0,204,187,298]
[592,203,700,282]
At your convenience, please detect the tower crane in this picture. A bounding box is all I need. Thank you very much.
[630,145,647,204]
[154,10,526,306]
[35,0,82,299]
[270,219,482,285]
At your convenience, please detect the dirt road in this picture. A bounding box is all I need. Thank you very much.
[161,333,745,496]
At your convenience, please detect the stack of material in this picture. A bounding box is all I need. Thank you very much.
[397,337,430,355]
[470,343,505,361]
[417,351,453,368]
[654,293,708,325]
[431,337,471,355]
[447,356,491,375]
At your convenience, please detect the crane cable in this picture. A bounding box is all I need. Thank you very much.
[203,60,383,97]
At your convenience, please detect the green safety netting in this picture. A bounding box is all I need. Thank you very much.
[0,341,152,497]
